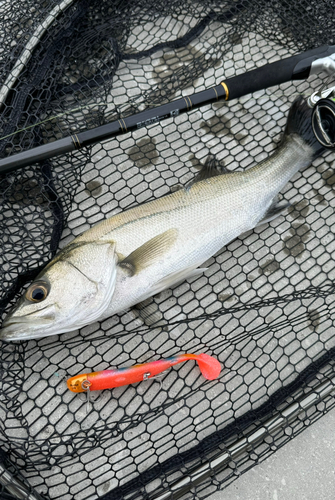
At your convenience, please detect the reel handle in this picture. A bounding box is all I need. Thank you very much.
[311,98,335,148]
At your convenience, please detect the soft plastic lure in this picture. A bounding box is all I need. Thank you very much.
[67,353,221,393]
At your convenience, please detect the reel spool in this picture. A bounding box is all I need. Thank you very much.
[311,98,335,148]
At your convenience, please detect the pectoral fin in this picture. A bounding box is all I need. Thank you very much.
[119,228,178,276]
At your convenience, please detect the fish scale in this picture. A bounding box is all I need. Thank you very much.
[0,97,326,340]
[103,136,314,317]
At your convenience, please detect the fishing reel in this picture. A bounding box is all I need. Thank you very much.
[311,98,335,148]
[309,80,335,148]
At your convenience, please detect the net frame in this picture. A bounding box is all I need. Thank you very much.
[0,1,335,499]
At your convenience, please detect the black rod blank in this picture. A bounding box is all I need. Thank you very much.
[0,44,334,175]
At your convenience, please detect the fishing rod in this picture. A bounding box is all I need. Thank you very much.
[1,44,335,175]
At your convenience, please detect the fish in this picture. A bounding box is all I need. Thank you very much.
[66,353,222,393]
[0,96,326,341]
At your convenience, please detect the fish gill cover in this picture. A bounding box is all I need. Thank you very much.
[0,0,335,499]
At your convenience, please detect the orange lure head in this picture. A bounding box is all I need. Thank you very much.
[67,374,90,393]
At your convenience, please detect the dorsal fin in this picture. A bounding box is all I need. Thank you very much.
[185,155,229,190]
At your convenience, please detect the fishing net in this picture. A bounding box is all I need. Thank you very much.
[1,0,335,498]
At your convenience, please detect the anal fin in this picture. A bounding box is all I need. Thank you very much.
[256,200,291,226]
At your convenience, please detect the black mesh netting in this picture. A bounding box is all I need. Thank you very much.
[1,1,335,499]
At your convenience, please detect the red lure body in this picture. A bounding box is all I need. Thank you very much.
[67,353,221,393]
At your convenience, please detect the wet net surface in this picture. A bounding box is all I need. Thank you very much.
[1,1,335,499]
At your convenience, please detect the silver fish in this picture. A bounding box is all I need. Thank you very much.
[0,97,325,341]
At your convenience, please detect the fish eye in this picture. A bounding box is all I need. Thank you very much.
[25,282,49,303]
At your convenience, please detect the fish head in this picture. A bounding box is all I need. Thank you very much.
[0,241,117,341]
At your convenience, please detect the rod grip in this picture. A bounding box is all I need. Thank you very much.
[223,44,335,101]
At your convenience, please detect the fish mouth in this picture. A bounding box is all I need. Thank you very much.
[0,322,54,341]
[0,307,57,342]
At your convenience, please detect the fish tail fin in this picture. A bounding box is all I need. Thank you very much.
[283,96,325,158]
